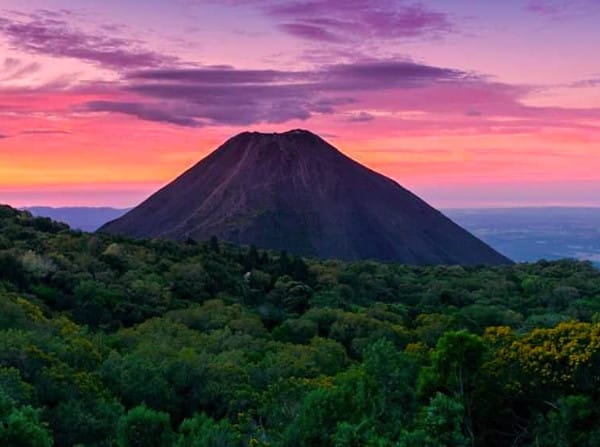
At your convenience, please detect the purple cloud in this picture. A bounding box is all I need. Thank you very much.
[0,10,177,70]
[1,58,41,81]
[347,111,375,122]
[526,0,600,17]
[3,58,20,70]
[128,67,306,84]
[82,60,466,126]
[85,101,204,127]
[526,0,562,14]
[571,77,600,88]
[112,80,329,125]
[264,0,452,42]
[278,23,344,42]
[320,61,467,90]
[127,60,465,89]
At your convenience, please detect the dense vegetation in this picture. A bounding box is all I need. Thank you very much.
[1,204,600,446]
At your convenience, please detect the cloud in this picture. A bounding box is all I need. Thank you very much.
[526,0,600,17]
[347,112,375,122]
[20,129,71,135]
[264,0,452,42]
[85,101,204,127]
[3,58,20,70]
[526,0,563,14]
[80,60,467,126]
[1,58,41,81]
[571,77,600,88]
[278,23,344,42]
[128,67,306,84]
[87,59,600,131]
[213,0,452,43]
[0,10,177,70]
[0,134,8,139]
[127,60,465,88]
[320,61,467,90]
[5,54,596,134]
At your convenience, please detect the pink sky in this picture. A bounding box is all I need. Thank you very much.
[1,0,599,208]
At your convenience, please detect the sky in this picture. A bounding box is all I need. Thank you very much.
[1,0,599,208]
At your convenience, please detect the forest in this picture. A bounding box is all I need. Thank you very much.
[1,204,599,446]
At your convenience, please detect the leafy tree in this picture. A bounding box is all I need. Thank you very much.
[531,395,600,447]
[176,413,239,447]
[419,331,486,445]
[272,318,318,344]
[0,392,53,447]
[0,252,26,288]
[397,393,469,447]
[362,339,419,434]
[117,405,174,447]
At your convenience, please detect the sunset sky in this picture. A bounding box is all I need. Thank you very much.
[1,0,599,208]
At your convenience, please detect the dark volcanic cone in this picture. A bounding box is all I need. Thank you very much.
[100,129,511,265]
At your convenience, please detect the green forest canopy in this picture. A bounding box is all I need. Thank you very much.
[1,205,600,446]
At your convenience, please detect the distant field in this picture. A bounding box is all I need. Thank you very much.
[446,207,600,265]
[25,206,600,265]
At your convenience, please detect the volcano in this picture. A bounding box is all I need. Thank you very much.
[99,129,511,265]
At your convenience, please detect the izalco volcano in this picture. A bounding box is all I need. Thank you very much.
[100,130,511,265]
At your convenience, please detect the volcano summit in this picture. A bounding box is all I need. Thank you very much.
[100,130,511,265]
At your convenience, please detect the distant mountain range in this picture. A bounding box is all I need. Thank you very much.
[25,207,131,233]
[98,129,510,265]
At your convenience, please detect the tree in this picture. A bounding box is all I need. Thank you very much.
[418,331,486,445]
[531,395,600,447]
[267,277,312,314]
[244,245,260,270]
[0,392,53,447]
[117,405,174,447]
[0,252,26,288]
[209,236,220,254]
[361,339,419,434]
[497,321,600,392]
[273,318,318,344]
[50,398,123,447]
[397,393,469,447]
[176,413,239,447]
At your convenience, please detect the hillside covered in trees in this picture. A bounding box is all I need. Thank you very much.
[1,204,600,446]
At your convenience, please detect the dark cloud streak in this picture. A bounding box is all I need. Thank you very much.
[20,129,71,135]
[278,23,344,42]
[347,112,375,122]
[85,101,203,127]
[128,68,307,84]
